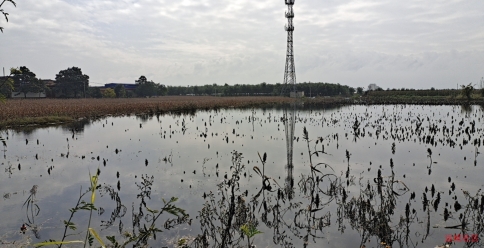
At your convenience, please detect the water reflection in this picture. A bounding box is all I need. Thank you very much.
[461,104,473,118]
[136,114,153,123]
[23,185,40,239]
[61,117,92,134]
[284,103,295,200]
[2,105,484,247]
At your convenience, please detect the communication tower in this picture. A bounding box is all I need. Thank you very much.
[281,0,296,96]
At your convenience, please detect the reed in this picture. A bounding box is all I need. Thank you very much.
[0,97,298,128]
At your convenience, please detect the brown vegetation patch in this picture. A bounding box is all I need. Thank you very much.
[0,97,299,127]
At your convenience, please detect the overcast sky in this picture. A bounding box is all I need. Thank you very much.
[1,0,483,89]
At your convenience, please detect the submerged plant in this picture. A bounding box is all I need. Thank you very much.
[22,185,40,239]
[194,151,252,247]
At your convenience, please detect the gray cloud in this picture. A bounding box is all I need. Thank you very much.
[1,0,483,88]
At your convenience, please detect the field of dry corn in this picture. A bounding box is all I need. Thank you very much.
[0,96,301,126]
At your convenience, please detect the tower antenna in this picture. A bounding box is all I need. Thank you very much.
[281,0,296,96]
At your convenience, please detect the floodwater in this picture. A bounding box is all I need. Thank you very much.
[1,104,484,248]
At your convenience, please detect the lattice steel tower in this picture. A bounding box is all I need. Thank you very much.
[282,0,296,95]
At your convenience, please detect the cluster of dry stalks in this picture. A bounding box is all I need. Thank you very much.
[0,97,297,125]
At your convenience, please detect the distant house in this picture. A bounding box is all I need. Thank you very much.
[290,91,305,98]
[12,91,46,98]
[101,83,137,95]
[42,79,56,98]
[2,77,51,98]
[368,84,380,91]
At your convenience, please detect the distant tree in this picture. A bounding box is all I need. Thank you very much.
[224,83,231,96]
[0,73,14,101]
[89,87,103,98]
[461,83,474,101]
[55,67,89,98]
[430,87,435,91]
[193,86,200,95]
[135,76,147,85]
[11,66,45,98]
[0,0,16,33]
[114,84,126,98]
[204,84,213,95]
[135,76,157,97]
[157,84,167,96]
[356,87,364,95]
[349,87,355,95]
[102,88,116,98]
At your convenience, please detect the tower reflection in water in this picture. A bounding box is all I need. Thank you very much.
[284,104,295,200]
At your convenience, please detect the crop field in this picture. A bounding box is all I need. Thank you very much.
[0,97,297,126]
[2,95,482,126]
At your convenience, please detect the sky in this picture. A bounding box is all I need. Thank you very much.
[1,0,483,89]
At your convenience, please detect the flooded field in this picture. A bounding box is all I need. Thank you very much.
[1,104,484,247]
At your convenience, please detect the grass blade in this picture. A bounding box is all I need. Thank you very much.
[34,240,83,247]
[88,228,106,248]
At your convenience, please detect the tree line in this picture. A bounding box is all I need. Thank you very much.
[4,65,477,100]
[1,66,360,99]
[1,66,91,98]
[166,82,356,97]
[0,66,168,98]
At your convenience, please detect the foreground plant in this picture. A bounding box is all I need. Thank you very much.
[116,195,188,247]
[195,151,253,247]
[0,0,16,33]
[240,222,262,248]
[33,170,188,247]
[34,169,102,248]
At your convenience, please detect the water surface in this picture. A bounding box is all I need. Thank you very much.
[1,104,484,247]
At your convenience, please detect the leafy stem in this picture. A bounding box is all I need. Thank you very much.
[83,169,100,247]
[58,187,89,248]
[240,222,262,248]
